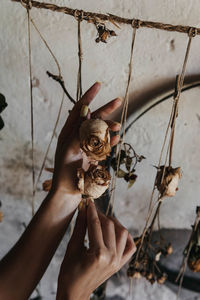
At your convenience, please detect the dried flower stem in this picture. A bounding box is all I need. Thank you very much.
[47,71,75,104]
[133,31,196,268]
[176,207,200,299]
[26,6,35,216]
[107,25,137,216]
[30,18,70,193]
[12,0,200,36]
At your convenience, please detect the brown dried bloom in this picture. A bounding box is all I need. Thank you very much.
[155,166,181,197]
[43,179,52,192]
[77,164,111,199]
[79,119,111,161]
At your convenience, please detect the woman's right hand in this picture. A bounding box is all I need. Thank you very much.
[56,201,136,300]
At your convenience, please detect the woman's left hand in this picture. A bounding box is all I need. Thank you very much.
[50,82,122,202]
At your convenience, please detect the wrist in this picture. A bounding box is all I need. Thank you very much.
[56,286,90,300]
[45,190,81,221]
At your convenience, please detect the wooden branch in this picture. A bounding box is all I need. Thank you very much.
[12,0,200,36]
[46,71,76,104]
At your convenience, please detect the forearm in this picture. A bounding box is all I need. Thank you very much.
[0,191,80,300]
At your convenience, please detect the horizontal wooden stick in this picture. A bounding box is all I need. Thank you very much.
[12,0,200,36]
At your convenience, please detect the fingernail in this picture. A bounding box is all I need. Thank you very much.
[87,198,94,206]
[80,105,89,117]
[96,81,102,85]
[78,201,86,211]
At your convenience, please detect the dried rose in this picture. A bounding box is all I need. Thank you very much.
[77,164,111,199]
[79,119,111,161]
[127,266,141,279]
[43,179,52,192]
[157,273,167,284]
[155,166,181,197]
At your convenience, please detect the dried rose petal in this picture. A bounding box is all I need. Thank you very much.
[155,166,181,197]
[77,164,111,199]
[79,119,111,161]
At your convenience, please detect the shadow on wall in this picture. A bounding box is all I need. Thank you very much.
[113,74,200,122]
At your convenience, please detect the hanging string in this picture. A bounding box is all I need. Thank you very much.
[30,18,61,77]
[106,20,140,216]
[176,207,200,299]
[75,10,83,101]
[13,0,200,36]
[23,0,35,216]
[29,18,65,192]
[135,27,197,261]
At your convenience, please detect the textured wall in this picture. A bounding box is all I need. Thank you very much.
[1,0,200,299]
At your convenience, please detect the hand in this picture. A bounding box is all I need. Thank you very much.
[50,82,122,201]
[56,201,136,300]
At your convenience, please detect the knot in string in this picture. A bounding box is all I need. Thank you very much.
[74,9,84,22]
[131,19,141,29]
[20,0,32,9]
[188,27,197,38]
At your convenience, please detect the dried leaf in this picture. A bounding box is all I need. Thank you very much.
[0,93,7,113]
[0,116,4,130]
[116,169,126,178]
[125,156,132,171]
[128,178,137,188]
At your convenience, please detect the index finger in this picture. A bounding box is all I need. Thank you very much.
[60,82,101,138]
[87,200,105,249]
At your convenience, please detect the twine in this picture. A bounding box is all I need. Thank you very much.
[13,0,200,36]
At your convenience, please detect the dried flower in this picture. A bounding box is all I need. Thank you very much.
[43,179,52,192]
[155,166,181,197]
[79,119,111,161]
[127,269,141,279]
[188,221,200,272]
[95,23,117,43]
[157,273,167,284]
[188,244,200,272]
[155,251,162,262]
[77,164,111,199]
[165,243,173,256]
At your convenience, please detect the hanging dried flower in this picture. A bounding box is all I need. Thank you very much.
[188,219,200,272]
[155,166,181,197]
[157,273,167,284]
[79,119,111,161]
[77,164,111,199]
[111,143,145,188]
[188,244,200,272]
[95,23,117,43]
[42,179,52,192]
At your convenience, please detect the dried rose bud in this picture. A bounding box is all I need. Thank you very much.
[127,269,141,279]
[155,166,181,197]
[166,243,173,256]
[43,179,52,192]
[188,244,200,272]
[146,272,153,280]
[155,251,162,262]
[77,165,111,199]
[79,119,111,161]
[157,273,167,284]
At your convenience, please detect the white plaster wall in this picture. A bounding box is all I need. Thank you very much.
[1,0,200,299]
